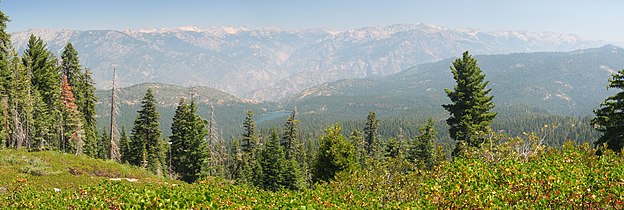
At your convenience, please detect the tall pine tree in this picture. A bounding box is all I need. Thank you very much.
[363,111,381,159]
[30,88,48,149]
[81,68,98,156]
[281,108,305,188]
[281,108,299,160]
[442,51,496,157]
[22,34,60,150]
[0,10,12,148]
[61,43,98,156]
[236,110,262,185]
[170,98,208,183]
[592,69,624,152]
[60,43,81,91]
[241,110,257,153]
[60,75,83,155]
[349,130,366,168]
[408,118,437,169]
[119,127,130,163]
[96,130,110,159]
[260,129,287,191]
[228,138,244,181]
[23,34,59,112]
[312,124,358,183]
[8,52,33,149]
[129,89,166,176]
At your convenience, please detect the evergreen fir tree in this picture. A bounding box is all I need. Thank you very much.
[349,130,366,167]
[119,127,130,163]
[170,98,208,183]
[153,138,168,177]
[281,108,298,160]
[129,89,165,176]
[30,88,49,149]
[22,35,63,151]
[82,127,97,157]
[22,34,59,112]
[241,110,257,153]
[228,138,245,181]
[97,130,110,159]
[280,108,306,187]
[236,153,253,185]
[251,144,264,187]
[0,10,9,59]
[442,51,496,157]
[385,137,405,159]
[4,51,34,149]
[408,118,437,169]
[22,35,59,151]
[592,69,624,152]
[363,111,380,159]
[60,43,82,92]
[260,129,287,191]
[0,11,12,148]
[81,69,98,157]
[60,75,83,155]
[235,110,263,184]
[312,124,358,183]
[303,134,316,185]
[283,156,303,190]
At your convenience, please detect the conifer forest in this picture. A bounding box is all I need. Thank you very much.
[2,3,624,209]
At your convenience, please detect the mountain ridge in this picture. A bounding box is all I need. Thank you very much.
[288,45,624,116]
[12,23,610,101]
[89,45,620,140]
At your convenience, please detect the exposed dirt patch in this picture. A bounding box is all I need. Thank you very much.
[67,167,83,175]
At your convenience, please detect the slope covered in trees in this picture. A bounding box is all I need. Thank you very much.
[2,6,624,209]
[0,11,99,157]
[289,45,624,116]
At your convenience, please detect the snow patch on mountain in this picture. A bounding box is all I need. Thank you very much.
[11,23,609,101]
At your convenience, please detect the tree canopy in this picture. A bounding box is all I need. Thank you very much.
[592,69,624,152]
[443,51,496,156]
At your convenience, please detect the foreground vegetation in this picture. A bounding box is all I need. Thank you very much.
[1,142,624,209]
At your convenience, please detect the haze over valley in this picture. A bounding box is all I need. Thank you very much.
[11,24,611,101]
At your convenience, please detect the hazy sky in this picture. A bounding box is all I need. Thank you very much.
[2,0,623,42]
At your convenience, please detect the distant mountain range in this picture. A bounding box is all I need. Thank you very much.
[11,24,608,101]
[93,45,624,140]
[289,45,624,116]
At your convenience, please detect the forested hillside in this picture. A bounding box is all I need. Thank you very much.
[2,3,624,209]
[94,83,272,139]
[87,45,620,147]
[292,45,624,116]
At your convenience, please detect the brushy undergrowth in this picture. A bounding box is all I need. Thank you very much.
[1,142,624,209]
[0,150,162,191]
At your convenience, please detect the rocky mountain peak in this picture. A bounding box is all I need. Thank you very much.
[10,24,610,101]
